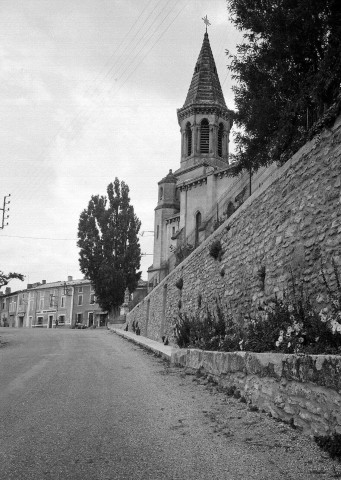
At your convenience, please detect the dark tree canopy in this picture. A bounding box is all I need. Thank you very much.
[0,271,24,289]
[77,178,141,313]
[226,0,341,173]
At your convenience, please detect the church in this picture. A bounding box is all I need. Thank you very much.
[147,31,269,288]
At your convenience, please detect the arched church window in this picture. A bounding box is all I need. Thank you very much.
[200,119,209,154]
[225,201,235,219]
[195,211,202,247]
[186,122,192,157]
[159,187,163,200]
[218,123,224,157]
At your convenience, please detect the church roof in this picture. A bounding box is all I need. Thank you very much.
[182,32,226,108]
[158,169,177,185]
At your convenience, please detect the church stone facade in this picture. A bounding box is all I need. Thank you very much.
[148,32,247,287]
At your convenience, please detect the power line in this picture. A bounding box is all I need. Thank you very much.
[0,234,76,241]
[8,0,175,205]
[60,0,171,140]
[62,0,184,140]
[62,0,188,147]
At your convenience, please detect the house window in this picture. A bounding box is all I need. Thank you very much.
[59,315,65,324]
[90,293,95,304]
[200,119,209,153]
[37,316,43,325]
[61,296,65,308]
[218,123,224,157]
[78,286,83,293]
[76,313,83,324]
[78,295,83,306]
[186,122,192,156]
[39,295,44,310]
[49,291,56,307]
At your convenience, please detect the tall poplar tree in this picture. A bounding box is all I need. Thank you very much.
[226,0,341,173]
[77,178,141,314]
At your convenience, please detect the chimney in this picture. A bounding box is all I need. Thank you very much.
[42,280,46,285]
[67,276,73,281]
[5,287,11,295]
[27,284,32,289]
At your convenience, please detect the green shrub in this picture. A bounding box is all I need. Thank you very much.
[209,240,223,261]
[173,298,243,351]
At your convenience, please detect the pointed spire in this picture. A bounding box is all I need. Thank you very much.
[182,33,226,108]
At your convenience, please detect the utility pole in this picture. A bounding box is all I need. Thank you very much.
[0,194,11,229]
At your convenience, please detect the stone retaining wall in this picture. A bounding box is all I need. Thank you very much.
[172,349,341,437]
[128,115,341,344]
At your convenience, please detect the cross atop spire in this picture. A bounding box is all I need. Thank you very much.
[202,15,211,33]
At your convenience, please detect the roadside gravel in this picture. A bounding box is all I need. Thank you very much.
[150,349,341,479]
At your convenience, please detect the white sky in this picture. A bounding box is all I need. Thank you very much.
[0,0,242,293]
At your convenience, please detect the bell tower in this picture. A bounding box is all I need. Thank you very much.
[148,170,179,285]
[177,32,233,173]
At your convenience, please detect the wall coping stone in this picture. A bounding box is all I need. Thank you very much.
[171,349,341,392]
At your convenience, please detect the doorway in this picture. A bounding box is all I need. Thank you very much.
[99,314,107,327]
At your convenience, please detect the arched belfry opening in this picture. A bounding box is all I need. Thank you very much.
[200,119,209,154]
[218,123,224,157]
[186,122,192,157]
[195,211,202,246]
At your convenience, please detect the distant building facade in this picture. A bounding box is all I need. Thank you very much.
[0,276,107,328]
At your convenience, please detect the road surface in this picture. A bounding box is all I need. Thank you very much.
[0,328,339,479]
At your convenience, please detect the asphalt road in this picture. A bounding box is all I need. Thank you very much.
[0,328,340,480]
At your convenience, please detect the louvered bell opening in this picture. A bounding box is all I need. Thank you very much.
[200,119,209,153]
[218,123,224,157]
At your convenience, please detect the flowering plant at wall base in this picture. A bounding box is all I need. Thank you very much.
[320,257,341,333]
[173,273,341,355]
[247,294,341,355]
